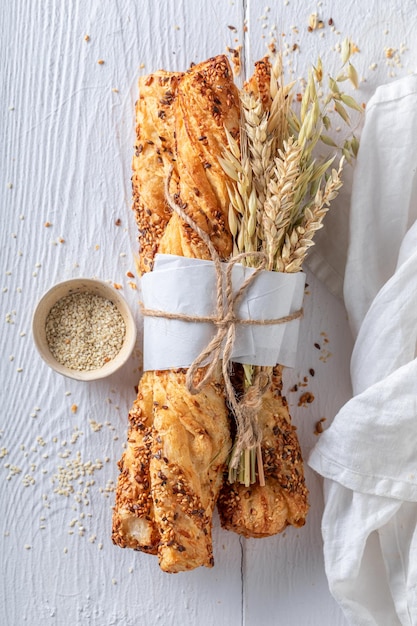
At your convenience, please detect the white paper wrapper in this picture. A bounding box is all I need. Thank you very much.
[141,254,305,371]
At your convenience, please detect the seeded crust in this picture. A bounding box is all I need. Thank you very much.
[150,367,230,571]
[217,366,309,538]
[112,72,181,554]
[112,371,160,553]
[112,56,239,572]
[158,57,238,260]
[244,56,273,109]
[132,71,183,274]
[149,56,239,572]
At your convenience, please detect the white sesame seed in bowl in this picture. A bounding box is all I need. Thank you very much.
[32,278,137,381]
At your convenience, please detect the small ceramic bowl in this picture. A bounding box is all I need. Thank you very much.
[32,278,137,381]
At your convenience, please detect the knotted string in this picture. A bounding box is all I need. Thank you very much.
[141,167,303,471]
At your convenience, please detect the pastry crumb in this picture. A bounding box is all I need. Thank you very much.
[314,417,326,435]
[298,391,315,407]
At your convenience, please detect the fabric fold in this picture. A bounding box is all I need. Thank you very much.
[309,73,417,624]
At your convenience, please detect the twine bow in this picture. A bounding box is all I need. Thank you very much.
[141,168,303,472]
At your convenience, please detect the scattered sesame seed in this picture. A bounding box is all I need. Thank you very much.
[71,404,78,414]
[16,368,23,373]
[4,463,22,476]
[44,221,52,228]
[5,312,15,324]
[84,34,90,42]
[22,474,35,487]
[7,182,13,189]
[24,544,31,550]
[89,420,103,432]
[97,59,104,65]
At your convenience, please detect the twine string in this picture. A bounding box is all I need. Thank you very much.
[140,168,303,470]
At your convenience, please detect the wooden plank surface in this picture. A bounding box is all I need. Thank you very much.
[2,1,417,624]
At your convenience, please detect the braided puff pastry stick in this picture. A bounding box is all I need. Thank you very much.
[112,71,182,554]
[112,56,240,572]
[148,57,240,573]
[217,59,309,538]
[217,366,309,537]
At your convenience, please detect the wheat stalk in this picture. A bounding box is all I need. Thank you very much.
[220,125,258,259]
[239,91,273,255]
[268,54,293,149]
[282,157,345,272]
[261,137,303,270]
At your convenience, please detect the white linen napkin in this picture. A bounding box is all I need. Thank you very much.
[309,73,417,625]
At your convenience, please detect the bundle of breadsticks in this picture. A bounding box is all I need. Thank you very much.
[112,48,360,572]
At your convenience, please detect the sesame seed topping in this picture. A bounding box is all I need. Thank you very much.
[45,292,126,371]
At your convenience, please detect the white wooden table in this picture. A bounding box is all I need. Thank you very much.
[2,2,417,624]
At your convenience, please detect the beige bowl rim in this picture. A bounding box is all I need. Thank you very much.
[32,277,137,381]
